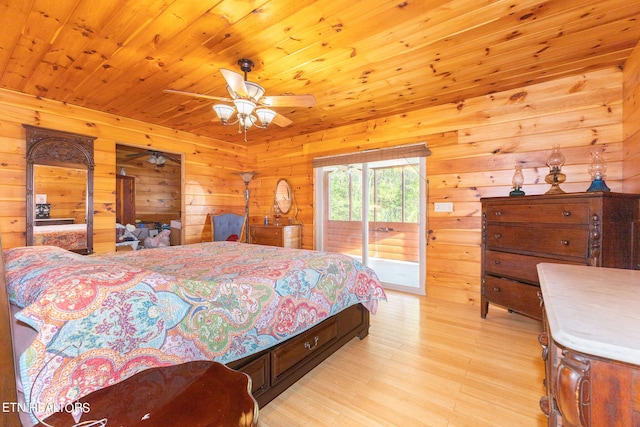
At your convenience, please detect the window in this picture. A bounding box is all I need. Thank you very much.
[328,163,419,223]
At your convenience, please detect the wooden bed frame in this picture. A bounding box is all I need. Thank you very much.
[0,241,370,426]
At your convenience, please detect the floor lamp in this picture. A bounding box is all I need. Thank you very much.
[237,171,255,243]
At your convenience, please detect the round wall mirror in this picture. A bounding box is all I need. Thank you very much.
[275,179,292,214]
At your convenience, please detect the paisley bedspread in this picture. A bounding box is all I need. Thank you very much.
[5,242,386,423]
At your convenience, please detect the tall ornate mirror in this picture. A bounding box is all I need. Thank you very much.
[25,125,96,255]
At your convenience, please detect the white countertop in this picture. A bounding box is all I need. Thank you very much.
[537,263,640,366]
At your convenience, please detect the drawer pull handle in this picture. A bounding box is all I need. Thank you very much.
[560,240,569,246]
[494,233,502,239]
[494,211,503,216]
[493,260,501,265]
[304,336,319,351]
[562,210,571,217]
[493,287,501,292]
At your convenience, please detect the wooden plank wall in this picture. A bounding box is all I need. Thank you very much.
[247,67,627,305]
[623,42,640,193]
[0,64,637,305]
[0,88,248,253]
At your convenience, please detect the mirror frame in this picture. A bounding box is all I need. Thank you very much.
[275,179,292,215]
[24,125,96,255]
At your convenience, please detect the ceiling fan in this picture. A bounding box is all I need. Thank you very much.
[123,150,180,167]
[163,58,316,141]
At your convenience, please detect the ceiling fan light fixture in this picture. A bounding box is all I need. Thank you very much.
[213,104,236,124]
[256,108,276,127]
[239,114,256,130]
[234,99,256,116]
[245,82,265,102]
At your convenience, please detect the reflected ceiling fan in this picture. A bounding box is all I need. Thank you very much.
[124,150,180,167]
[163,58,316,141]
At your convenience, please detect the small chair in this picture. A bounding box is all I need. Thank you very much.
[211,213,246,242]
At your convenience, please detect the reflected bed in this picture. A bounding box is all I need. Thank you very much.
[32,224,87,251]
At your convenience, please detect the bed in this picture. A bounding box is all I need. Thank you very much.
[0,241,386,426]
[32,224,87,251]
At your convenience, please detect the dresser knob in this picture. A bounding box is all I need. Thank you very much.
[493,287,501,292]
[494,211,503,216]
[493,260,501,265]
[494,233,502,239]
[562,210,571,217]
[560,240,569,246]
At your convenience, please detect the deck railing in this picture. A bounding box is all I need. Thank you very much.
[324,220,419,262]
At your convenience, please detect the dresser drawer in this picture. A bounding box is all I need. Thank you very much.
[482,275,542,319]
[271,317,338,384]
[250,226,282,246]
[486,224,588,258]
[484,202,590,225]
[484,250,585,284]
[249,225,301,248]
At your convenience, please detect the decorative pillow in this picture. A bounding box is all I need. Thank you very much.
[226,234,239,241]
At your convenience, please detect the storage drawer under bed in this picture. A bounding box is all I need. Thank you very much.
[271,317,338,384]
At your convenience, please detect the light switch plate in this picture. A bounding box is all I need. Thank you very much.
[434,202,454,212]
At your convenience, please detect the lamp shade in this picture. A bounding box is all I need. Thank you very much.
[239,114,256,130]
[512,165,524,189]
[256,108,277,127]
[546,145,565,171]
[588,150,607,180]
[245,82,265,101]
[234,99,256,116]
[213,104,235,123]
[237,171,255,184]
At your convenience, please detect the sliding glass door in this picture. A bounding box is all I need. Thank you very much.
[315,157,426,294]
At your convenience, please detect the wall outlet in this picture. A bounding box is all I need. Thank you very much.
[434,202,454,212]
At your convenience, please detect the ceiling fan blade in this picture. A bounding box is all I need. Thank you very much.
[261,94,316,107]
[220,68,248,98]
[124,152,149,160]
[271,112,293,127]
[165,154,181,163]
[163,89,233,103]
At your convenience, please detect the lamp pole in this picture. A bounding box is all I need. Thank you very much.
[243,182,250,243]
[237,172,255,243]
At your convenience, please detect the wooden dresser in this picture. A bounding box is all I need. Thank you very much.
[537,263,640,427]
[249,224,301,248]
[116,175,136,225]
[481,192,639,320]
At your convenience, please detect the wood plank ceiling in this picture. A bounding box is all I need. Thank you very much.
[1,0,639,144]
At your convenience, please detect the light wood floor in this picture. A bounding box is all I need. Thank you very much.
[258,291,548,426]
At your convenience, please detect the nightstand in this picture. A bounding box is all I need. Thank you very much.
[37,361,258,427]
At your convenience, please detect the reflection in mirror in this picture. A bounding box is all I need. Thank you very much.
[25,125,96,255]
